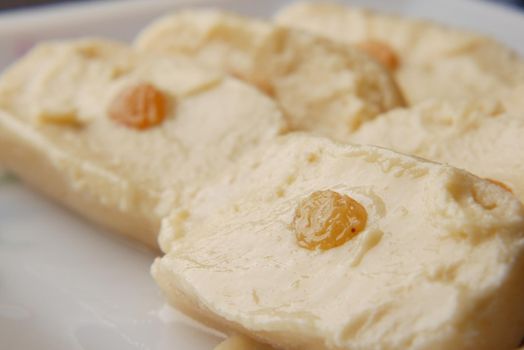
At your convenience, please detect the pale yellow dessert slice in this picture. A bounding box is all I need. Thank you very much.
[135,10,405,141]
[0,39,286,247]
[275,2,524,107]
[350,100,524,201]
[154,135,524,350]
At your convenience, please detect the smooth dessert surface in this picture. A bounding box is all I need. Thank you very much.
[154,135,524,350]
[136,10,405,141]
[275,2,524,108]
[1,3,524,350]
[0,39,286,246]
[350,100,524,202]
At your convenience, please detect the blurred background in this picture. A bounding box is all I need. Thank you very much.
[0,0,523,12]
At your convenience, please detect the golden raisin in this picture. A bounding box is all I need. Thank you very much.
[356,40,400,71]
[292,190,367,250]
[108,83,168,129]
[486,178,513,193]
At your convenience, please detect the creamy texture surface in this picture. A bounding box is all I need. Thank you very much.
[350,100,524,202]
[154,135,524,350]
[135,10,405,141]
[0,39,286,246]
[276,2,524,106]
[1,8,523,350]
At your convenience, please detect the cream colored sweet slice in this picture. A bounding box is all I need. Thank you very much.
[350,100,524,201]
[0,39,286,247]
[276,2,524,105]
[153,134,524,350]
[135,10,405,141]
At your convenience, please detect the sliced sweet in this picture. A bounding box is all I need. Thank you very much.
[276,2,524,106]
[135,10,405,141]
[153,135,524,350]
[350,100,524,201]
[0,39,286,247]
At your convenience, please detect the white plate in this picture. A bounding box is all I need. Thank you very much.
[0,1,523,349]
